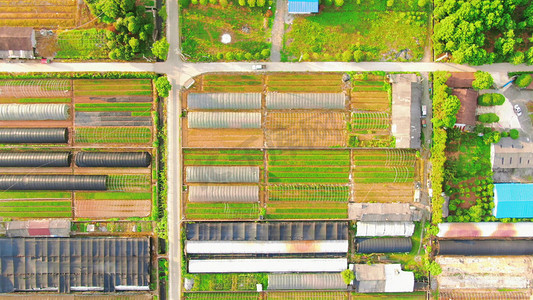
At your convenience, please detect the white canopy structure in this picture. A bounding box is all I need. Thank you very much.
[185,166,260,183]
[266,93,346,109]
[187,93,262,110]
[185,240,348,254]
[189,258,347,273]
[356,222,415,237]
[188,185,259,202]
[188,112,261,128]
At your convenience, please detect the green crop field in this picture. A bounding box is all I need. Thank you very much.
[349,112,390,130]
[185,203,259,220]
[201,75,263,93]
[56,29,109,59]
[268,185,350,202]
[74,127,152,144]
[75,103,153,112]
[0,190,72,218]
[184,149,264,166]
[185,293,260,300]
[353,149,417,166]
[267,291,348,299]
[107,175,151,191]
[75,192,151,200]
[266,202,347,219]
[267,74,342,93]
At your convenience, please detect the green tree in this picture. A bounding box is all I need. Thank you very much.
[341,50,352,62]
[225,52,235,60]
[199,0,208,5]
[128,37,140,52]
[472,71,494,90]
[238,0,246,5]
[155,76,172,98]
[257,0,266,6]
[302,53,310,61]
[511,51,525,65]
[244,52,253,60]
[324,0,332,6]
[219,0,228,6]
[247,0,256,7]
[515,74,532,88]
[341,269,355,285]
[353,50,364,62]
[417,0,427,8]
[152,37,170,60]
[261,49,271,58]
[386,0,394,7]
[334,0,344,6]
[510,129,520,139]
[209,0,217,4]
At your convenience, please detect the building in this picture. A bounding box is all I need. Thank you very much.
[6,219,70,237]
[288,0,319,14]
[438,222,533,238]
[452,88,478,130]
[348,203,421,221]
[353,264,414,293]
[492,139,533,169]
[493,183,533,218]
[438,240,533,256]
[0,237,150,293]
[0,27,35,59]
[390,74,422,148]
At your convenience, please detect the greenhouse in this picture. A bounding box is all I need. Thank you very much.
[188,93,262,110]
[266,93,346,109]
[437,222,533,238]
[268,273,346,290]
[188,185,259,202]
[356,222,415,237]
[0,152,71,167]
[438,240,533,256]
[185,166,260,183]
[188,112,262,128]
[185,240,348,255]
[0,128,68,143]
[0,175,107,190]
[0,104,69,120]
[188,258,347,273]
[356,238,412,253]
[75,152,151,168]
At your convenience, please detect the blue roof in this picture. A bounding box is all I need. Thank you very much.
[288,0,319,13]
[494,183,533,218]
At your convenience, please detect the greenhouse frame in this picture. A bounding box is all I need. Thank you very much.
[266,93,346,109]
[185,166,260,183]
[188,112,262,128]
[75,152,151,168]
[0,175,107,190]
[187,93,262,110]
[188,185,259,202]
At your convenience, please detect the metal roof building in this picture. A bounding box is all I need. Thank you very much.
[356,222,415,237]
[188,185,259,202]
[348,203,420,221]
[0,152,71,167]
[186,240,348,255]
[75,152,151,168]
[266,93,345,109]
[0,237,150,293]
[492,139,533,169]
[390,74,421,148]
[0,27,35,59]
[438,240,533,256]
[493,183,533,218]
[6,219,70,237]
[185,166,260,183]
[0,128,68,143]
[268,273,346,290]
[0,104,69,120]
[188,112,261,128]
[288,0,319,13]
[356,238,412,253]
[187,93,261,110]
[437,222,533,238]
[354,264,414,293]
[0,175,107,190]
[186,222,348,241]
[189,258,347,273]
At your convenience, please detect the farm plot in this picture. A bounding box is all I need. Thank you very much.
[266,112,346,147]
[0,80,72,98]
[200,75,263,93]
[352,150,417,202]
[267,292,348,300]
[265,150,349,219]
[56,29,109,59]
[185,202,260,220]
[0,191,72,218]
[266,74,342,93]
[0,0,78,28]
[183,149,264,166]
[185,293,260,300]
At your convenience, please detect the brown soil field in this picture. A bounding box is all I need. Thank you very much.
[184,128,264,148]
[266,129,346,148]
[0,0,77,28]
[439,290,531,300]
[0,81,72,98]
[74,199,151,218]
[0,120,72,127]
[351,91,390,111]
[353,183,414,202]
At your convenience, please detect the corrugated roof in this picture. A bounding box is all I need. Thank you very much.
[348,203,417,221]
[6,219,71,237]
[189,185,259,202]
[437,222,533,238]
[390,74,421,149]
[438,240,533,256]
[0,27,33,51]
[188,93,262,110]
[356,222,415,237]
[288,0,319,13]
[266,93,345,109]
[354,264,414,293]
[268,273,346,290]
[185,240,348,254]
[188,112,261,128]
[189,258,347,273]
[185,166,260,183]
[356,238,412,253]
[494,183,533,218]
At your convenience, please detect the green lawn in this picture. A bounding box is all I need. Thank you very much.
[181,3,272,61]
[283,0,429,61]
[56,29,109,59]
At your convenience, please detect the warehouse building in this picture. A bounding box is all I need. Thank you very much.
[438,240,533,256]
[493,183,533,218]
[0,237,150,293]
[438,222,533,238]
[353,264,414,293]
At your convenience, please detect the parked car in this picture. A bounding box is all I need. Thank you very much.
[421,119,427,128]
[252,64,266,70]
[514,104,522,116]
[421,105,427,118]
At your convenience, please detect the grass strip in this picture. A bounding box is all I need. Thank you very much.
[0,212,72,217]
[0,201,70,207]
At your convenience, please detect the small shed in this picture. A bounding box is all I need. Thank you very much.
[354,264,414,293]
[0,27,35,59]
[493,183,533,218]
[288,0,319,13]
[268,273,346,290]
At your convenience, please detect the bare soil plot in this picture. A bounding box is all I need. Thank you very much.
[353,182,414,202]
[201,75,264,93]
[184,128,264,148]
[439,290,531,300]
[351,91,390,111]
[74,199,151,218]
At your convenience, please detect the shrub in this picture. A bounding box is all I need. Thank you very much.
[515,74,533,88]
[353,50,364,62]
[324,0,332,5]
[341,269,355,285]
[472,71,494,90]
[155,76,172,98]
[216,53,224,60]
[342,50,352,62]
[220,0,228,6]
[247,0,256,7]
[225,52,234,60]
[334,0,344,6]
[199,0,208,5]
[478,93,505,106]
[238,0,246,5]
[261,49,270,58]
[152,38,169,60]
[418,0,427,7]
[244,52,253,60]
[253,52,262,60]
[235,52,244,60]
[510,129,520,139]
[302,53,310,61]
[511,51,525,65]
[478,113,499,123]
[386,0,394,7]
[501,131,509,137]
[257,0,266,6]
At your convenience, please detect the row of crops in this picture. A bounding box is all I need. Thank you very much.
[182,149,418,220]
[184,292,350,300]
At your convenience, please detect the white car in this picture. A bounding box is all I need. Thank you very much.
[514,104,522,116]
[252,64,266,70]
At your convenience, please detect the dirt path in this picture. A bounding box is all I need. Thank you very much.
[270,0,288,62]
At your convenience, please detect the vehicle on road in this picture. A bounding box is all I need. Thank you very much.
[252,64,266,70]
[421,119,427,128]
[514,104,522,116]
[421,105,427,118]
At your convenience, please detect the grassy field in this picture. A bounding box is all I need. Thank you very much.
[183,149,264,166]
[73,79,152,96]
[185,273,268,291]
[181,4,272,62]
[75,103,153,112]
[283,0,429,61]
[185,202,260,220]
[266,201,347,219]
[56,29,109,59]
